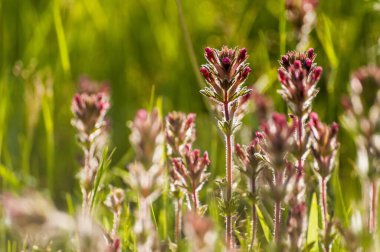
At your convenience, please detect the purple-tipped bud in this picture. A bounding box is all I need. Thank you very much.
[331,122,339,135]
[222,57,231,69]
[255,131,264,139]
[242,67,252,79]
[200,67,210,81]
[307,48,314,58]
[205,47,215,62]
[278,69,287,84]
[294,60,302,69]
[281,56,289,66]
[305,59,312,68]
[238,48,247,61]
[313,67,322,80]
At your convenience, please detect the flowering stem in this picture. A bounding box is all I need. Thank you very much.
[192,188,198,213]
[250,178,257,250]
[224,98,233,250]
[369,180,378,233]
[175,198,182,243]
[320,177,328,231]
[274,200,281,242]
[111,209,121,239]
[297,116,304,175]
[274,172,283,242]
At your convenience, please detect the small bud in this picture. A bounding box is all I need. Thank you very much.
[294,60,301,69]
[242,66,252,79]
[222,57,231,69]
[238,48,247,61]
[331,122,339,135]
[205,47,215,62]
[307,48,314,58]
[278,69,287,84]
[305,59,312,68]
[313,67,323,80]
[200,67,210,81]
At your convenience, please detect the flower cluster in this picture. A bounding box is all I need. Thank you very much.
[71,79,110,213]
[309,112,339,179]
[172,145,211,213]
[200,46,252,135]
[260,113,296,170]
[278,48,322,120]
[127,108,164,251]
[165,112,196,157]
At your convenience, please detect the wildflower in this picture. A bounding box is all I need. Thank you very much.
[127,108,164,251]
[278,48,322,121]
[165,112,196,157]
[172,145,210,214]
[309,112,339,180]
[200,46,252,250]
[259,113,296,242]
[104,187,125,240]
[235,137,264,248]
[71,79,110,214]
[343,66,380,233]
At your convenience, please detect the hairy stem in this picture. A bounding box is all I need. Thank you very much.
[297,116,304,175]
[224,96,233,250]
[111,209,121,239]
[320,177,328,230]
[250,177,257,250]
[274,200,282,242]
[274,171,283,242]
[369,180,378,233]
[175,198,182,243]
[192,188,198,213]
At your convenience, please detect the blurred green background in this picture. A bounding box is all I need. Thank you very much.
[1,0,380,236]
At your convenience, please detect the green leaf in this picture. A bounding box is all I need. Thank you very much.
[307,193,319,252]
[256,205,271,243]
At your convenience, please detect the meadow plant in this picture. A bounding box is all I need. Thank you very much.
[71,79,110,215]
[343,66,380,233]
[309,112,339,231]
[235,137,264,248]
[165,112,196,241]
[127,108,164,251]
[199,46,251,250]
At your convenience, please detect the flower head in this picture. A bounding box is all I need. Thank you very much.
[129,108,163,166]
[71,90,110,142]
[309,112,339,179]
[278,48,322,120]
[172,145,210,210]
[260,113,296,169]
[235,136,264,178]
[165,112,196,157]
[200,46,251,106]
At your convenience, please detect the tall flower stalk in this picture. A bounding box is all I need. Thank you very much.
[277,48,322,246]
[342,66,380,233]
[259,113,296,242]
[172,145,210,213]
[199,46,251,250]
[309,112,339,232]
[71,81,110,215]
[165,112,196,242]
[235,136,263,248]
[127,108,164,251]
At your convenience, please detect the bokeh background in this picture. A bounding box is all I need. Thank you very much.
[1,0,380,248]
